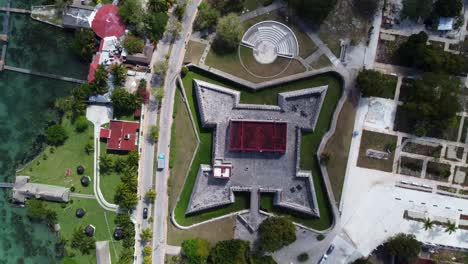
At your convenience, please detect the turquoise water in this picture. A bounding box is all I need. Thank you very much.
[0,4,88,264]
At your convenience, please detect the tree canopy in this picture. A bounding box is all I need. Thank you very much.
[92,64,109,94]
[353,0,379,20]
[45,124,68,146]
[208,0,243,14]
[70,28,96,62]
[74,115,89,133]
[399,73,461,137]
[258,217,296,252]
[146,12,169,42]
[434,0,462,17]
[289,0,337,24]
[385,233,420,264]
[110,63,128,86]
[214,13,243,52]
[209,239,250,264]
[110,87,142,117]
[401,0,432,20]
[71,226,96,255]
[119,0,145,30]
[356,69,396,98]
[26,199,58,226]
[115,213,135,248]
[195,2,220,31]
[123,35,144,54]
[396,31,468,75]
[182,238,210,264]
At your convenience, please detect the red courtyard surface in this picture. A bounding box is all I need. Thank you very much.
[229,121,287,153]
[101,120,139,152]
[91,5,125,38]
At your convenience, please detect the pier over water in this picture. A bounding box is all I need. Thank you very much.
[0,0,86,84]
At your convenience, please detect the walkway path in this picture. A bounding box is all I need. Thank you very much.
[4,65,86,84]
[0,7,30,14]
[294,18,341,67]
[70,193,96,199]
[304,49,324,65]
[239,0,286,22]
[86,105,118,212]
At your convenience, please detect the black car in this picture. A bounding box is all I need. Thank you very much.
[326,244,335,255]
[143,208,148,219]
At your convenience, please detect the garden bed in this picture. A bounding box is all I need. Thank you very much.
[399,156,423,177]
[402,141,441,157]
[426,162,451,182]
[357,130,397,172]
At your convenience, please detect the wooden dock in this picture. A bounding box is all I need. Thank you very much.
[4,65,86,84]
[0,7,31,14]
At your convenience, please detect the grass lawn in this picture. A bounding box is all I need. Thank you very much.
[205,47,305,83]
[310,55,332,70]
[242,11,318,58]
[17,116,95,195]
[357,130,397,172]
[167,88,237,244]
[323,98,357,204]
[184,40,206,65]
[174,69,342,230]
[48,198,122,264]
[168,88,198,210]
[99,142,125,203]
[167,216,236,246]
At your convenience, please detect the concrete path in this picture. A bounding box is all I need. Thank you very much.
[166,245,181,255]
[85,105,117,212]
[70,193,96,199]
[239,0,285,22]
[304,49,324,65]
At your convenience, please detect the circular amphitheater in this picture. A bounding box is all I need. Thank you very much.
[241,20,299,64]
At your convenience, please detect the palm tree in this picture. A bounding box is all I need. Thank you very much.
[423,218,434,231]
[445,221,457,235]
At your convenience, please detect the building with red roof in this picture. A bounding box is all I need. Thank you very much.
[100,120,139,152]
[87,54,101,82]
[91,5,125,38]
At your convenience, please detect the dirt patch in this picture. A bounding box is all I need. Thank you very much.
[402,141,442,157]
[167,216,236,246]
[317,0,372,57]
[376,35,408,64]
[357,130,397,172]
[184,40,207,65]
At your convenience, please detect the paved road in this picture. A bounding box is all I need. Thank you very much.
[152,0,201,263]
[133,42,169,264]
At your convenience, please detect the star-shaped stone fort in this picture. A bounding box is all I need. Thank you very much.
[186,80,328,218]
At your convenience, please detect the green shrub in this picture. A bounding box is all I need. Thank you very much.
[74,116,89,132]
[45,124,68,146]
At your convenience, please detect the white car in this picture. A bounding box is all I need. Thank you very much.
[318,255,327,264]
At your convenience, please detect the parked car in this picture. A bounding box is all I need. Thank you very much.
[318,255,327,264]
[157,154,165,170]
[326,244,335,255]
[143,208,148,219]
